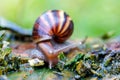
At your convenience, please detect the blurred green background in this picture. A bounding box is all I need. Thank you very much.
[0,0,120,39]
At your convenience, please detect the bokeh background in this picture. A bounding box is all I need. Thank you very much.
[0,0,120,39]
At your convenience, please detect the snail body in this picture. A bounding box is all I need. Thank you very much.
[32,10,74,68]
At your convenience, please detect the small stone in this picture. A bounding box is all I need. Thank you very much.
[90,77,98,80]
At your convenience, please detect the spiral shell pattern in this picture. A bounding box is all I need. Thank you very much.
[32,10,74,43]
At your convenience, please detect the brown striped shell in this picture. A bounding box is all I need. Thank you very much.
[32,10,74,43]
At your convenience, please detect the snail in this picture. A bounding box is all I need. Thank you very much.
[32,10,75,68]
[0,10,82,68]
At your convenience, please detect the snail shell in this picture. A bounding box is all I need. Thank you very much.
[32,10,73,43]
[32,10,74,68]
